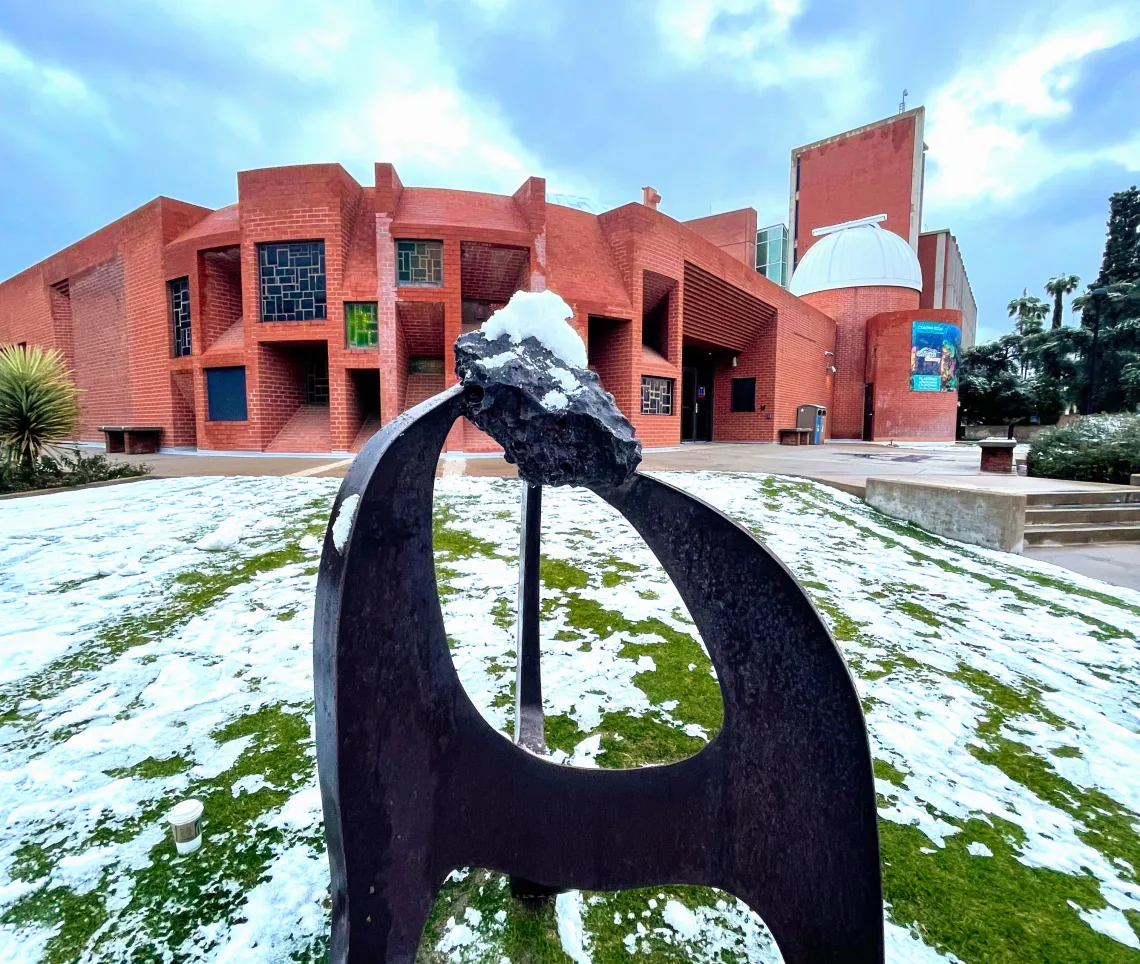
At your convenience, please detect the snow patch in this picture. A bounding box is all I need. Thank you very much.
[966,841,993,857]
[481,289,587,369]
[196,515,248,551]
[663,899,699,940]
[556,890,592,964]
[331,493,360,553]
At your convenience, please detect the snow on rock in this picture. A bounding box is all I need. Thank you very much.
[540,389,569,412]
[331,493,360,553]
[481,289,587,369]
[966,841,993,857]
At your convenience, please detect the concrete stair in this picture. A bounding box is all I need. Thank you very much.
[350,416,381,453]
[266,404,331,453]
[1024,489,1140,546]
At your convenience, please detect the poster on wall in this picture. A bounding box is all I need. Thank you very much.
[910,321,960,392]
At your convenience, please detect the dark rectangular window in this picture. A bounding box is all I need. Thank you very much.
[641,376,673,416]
[258,241,327,321]
[345,302,378,348]
[205,366,248,421]
[396,240,443,286]
[731,377,756,412]
[169,277,191,357]
[305,355,330,405]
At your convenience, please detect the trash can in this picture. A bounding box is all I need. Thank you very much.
[796,404,827,444]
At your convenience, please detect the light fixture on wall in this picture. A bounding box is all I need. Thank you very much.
[732,355,739,367]
[824,350,836,375]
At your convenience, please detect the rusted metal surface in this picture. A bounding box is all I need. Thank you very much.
[314,386,883,963]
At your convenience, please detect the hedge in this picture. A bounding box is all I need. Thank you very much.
[1026,414,1140,485]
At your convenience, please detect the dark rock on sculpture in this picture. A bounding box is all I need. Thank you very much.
[455,330,641,487]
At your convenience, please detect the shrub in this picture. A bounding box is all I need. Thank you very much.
[0,345,80,470]
[0,449,149,495]
[1026,414,1140,484]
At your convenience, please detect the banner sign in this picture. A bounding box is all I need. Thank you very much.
[910,322,960,392]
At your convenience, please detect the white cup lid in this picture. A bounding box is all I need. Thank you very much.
[167,799,204,825]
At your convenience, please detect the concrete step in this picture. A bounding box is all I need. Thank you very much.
[1024,522,1140,546]
[266,404,331,453]
[1026,489,1140,507]
[1026,504,1140,525]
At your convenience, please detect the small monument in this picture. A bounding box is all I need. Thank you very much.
[314,291,882,963]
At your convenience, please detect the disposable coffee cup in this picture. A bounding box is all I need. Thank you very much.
[167,799,204,855]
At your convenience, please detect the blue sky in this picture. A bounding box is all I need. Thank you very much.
[1,0,1137,343]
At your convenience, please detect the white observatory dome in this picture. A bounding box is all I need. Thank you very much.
[789,215,922,297]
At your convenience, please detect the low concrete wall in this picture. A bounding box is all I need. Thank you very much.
[865,478,1026,553]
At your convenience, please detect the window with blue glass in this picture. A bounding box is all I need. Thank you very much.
[205,366,248,421]
[169,277,191,357]
[396,240,443,286]
[258,241,327,321]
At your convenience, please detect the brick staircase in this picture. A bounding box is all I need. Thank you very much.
[350,416,381,453]
[266,404,331,453]
[1023,489,1140,546]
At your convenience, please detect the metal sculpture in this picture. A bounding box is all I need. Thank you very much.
[314,331,883,964]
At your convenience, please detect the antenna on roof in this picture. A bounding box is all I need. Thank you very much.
[899,89,908,113]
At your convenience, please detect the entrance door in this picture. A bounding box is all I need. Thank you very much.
[862,383,874,440]
[681,367,697,442]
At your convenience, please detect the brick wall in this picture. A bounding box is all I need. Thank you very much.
[169,370,197,446]
[682,209,757,268]
[793,110,922,267]
[802,286,918,438]
[255,344,307,447]
[866,308,962,441]
[200,248,243,348]
[71,258,129,439]
[48,281,75,372]
[0,270,52,350]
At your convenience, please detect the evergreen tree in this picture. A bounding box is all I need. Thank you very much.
[1094,186,1140,287]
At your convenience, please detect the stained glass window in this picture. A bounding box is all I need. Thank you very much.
[345,302,378,348]
[641,376,673,416]
[258,241,327,321]
[396,240,443,286]
[169,277,191,357]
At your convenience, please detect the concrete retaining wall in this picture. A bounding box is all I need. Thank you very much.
[865,477,1026,552]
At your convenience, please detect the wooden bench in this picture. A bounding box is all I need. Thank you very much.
[100,426,162,455]
[778,427,812,446]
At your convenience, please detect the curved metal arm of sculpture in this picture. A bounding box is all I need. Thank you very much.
[314,385,883,964]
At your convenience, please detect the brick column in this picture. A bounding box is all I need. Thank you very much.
[375,214,399,426]
[530,229,547,292]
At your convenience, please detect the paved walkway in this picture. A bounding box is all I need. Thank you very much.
[88,441,1140,592]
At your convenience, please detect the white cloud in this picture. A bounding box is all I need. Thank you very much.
[654,0,872,117]
[156,0,567,194]
[924,5,1140,210]
[5,2,595,200]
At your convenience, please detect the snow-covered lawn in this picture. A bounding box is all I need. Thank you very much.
[1,473,1138,963]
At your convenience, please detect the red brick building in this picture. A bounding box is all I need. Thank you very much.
[0,110,971,451]
[0,164,841,453]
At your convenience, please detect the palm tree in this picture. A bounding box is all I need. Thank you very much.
[1044,275,1080,330]
[1007,288,1049,336]
[0,345,80,471]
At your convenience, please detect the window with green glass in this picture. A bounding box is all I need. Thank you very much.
[345,302,378,348]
